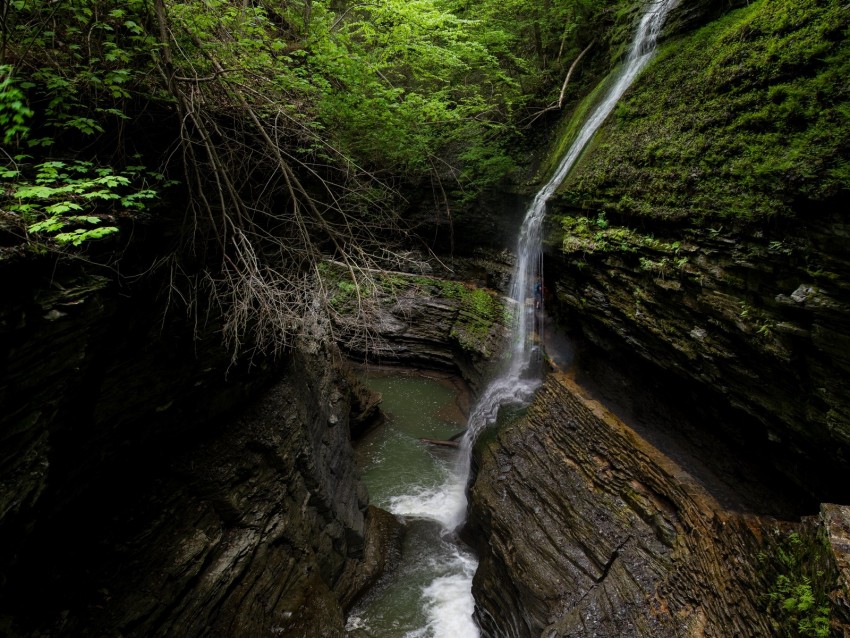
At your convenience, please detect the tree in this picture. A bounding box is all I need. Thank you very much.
[1,0,621,361]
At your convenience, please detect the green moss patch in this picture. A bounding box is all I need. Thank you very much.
[556,0,850,221]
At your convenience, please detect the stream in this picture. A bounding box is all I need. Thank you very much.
[346,372,478,638]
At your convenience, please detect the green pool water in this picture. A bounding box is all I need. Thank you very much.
[347,371,479,638]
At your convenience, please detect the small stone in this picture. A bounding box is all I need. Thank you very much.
[790,284,815,304]
[689,327,708,341]
[43,309,66,321]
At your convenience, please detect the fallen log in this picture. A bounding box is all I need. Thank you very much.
[420,438,460,448]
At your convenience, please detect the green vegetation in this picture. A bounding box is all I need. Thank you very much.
[1,62,168,248]
[441,280,502,354]
[4,157,167,246]
[0,0,630,359]
[759,529,837,638]
[558,213,684,256]
[557,0,850,221]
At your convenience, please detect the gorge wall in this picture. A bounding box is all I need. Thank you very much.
[541,0,850,498]
[0,250,400,636]
[467,0,850,635]
[467,371,850,637]
[330,256,511,392]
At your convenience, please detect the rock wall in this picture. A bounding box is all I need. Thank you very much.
[541,0,850,500]
[464,0,850,635]
[547,216,850,501]
[467,372,848,637]
[332,262,511,393]
[0,254,399,636]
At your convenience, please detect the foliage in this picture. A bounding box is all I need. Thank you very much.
[558,213,684,256]
[1,62,165,249]
[0,0,635,358]
[2,0,155,139]
[759,529,837,638]
[4,159,167,245]
[309,0,520,191]
[556,0,850,221]
[0,65,33,143]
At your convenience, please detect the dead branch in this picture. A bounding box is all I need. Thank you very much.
[525,39,595,127]
[149,0,418,365]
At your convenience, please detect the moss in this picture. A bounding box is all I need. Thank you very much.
[758,527,837,638]
[554,0,850,221]
[537,65,623,182]
[556,213,685,256]
[446,282,502,355]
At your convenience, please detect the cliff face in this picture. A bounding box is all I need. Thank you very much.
[548,216,850,499]
[543,0,850,498]
[0,254,399,636]
[465,0,850,634]
[467,373,849,637]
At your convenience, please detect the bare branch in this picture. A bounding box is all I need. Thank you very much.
[524,39,595,127]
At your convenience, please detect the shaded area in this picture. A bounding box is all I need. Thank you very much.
[542,317,809,519]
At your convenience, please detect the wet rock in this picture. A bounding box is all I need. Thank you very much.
[0,257,397,636]
[334,273,508,392]
[467,373,788,637]
[548,218,850,501]
[822,504,850,626]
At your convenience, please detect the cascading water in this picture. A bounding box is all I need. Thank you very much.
[451,0,680,529]
[349,2,678,635]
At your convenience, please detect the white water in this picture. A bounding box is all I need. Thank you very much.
[357,2,678,635]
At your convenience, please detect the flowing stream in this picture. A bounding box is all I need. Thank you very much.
[347,373,478,637]
[348,2,677,635]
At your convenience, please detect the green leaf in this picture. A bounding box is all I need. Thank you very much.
[44,201,84,215]
[29,217,68,233]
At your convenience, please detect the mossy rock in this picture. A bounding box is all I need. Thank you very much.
[551,0,850,223]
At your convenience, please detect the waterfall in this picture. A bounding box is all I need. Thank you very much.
[449,0,679,533]
[371,2,680,635]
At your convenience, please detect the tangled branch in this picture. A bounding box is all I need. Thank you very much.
[152,0,425,364]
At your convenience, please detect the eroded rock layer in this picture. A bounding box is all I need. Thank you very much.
[333,263,510,392]
[468,372,800,637]
[0,258,399,636]
[548,217,850,501]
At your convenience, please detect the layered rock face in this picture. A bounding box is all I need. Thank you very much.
[542,0,850,499]
[332,258,510,391]
[467,1,850,631]
[0,256,398,636]
[548,216,850,500]
[467,372,848,637]
[465,0,850,633]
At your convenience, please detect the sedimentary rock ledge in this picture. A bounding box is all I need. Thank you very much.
[467,372,848,637]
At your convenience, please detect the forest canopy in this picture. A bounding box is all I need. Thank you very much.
[0,0,623,358]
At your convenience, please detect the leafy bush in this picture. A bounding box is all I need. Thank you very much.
[760,529,837,638]
[1,64,166,249]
